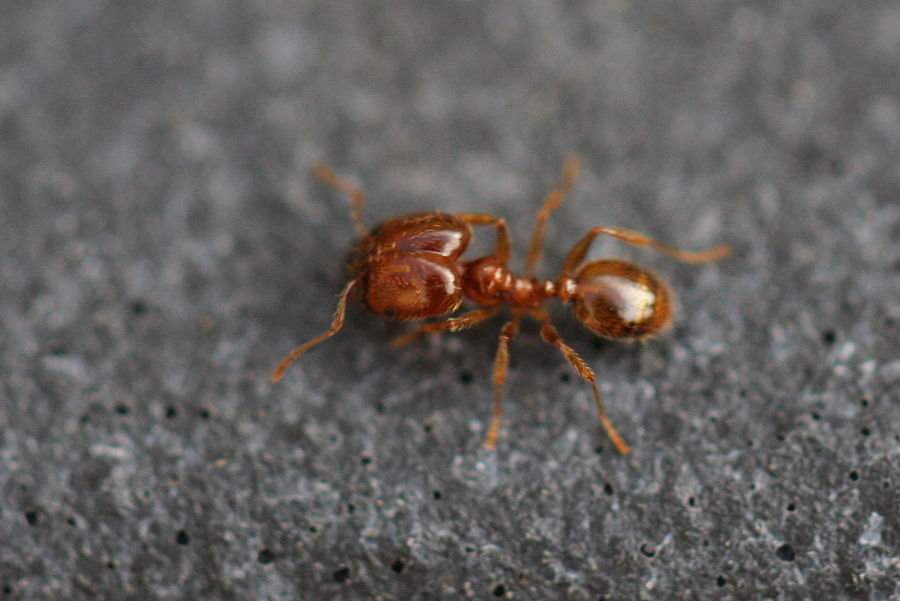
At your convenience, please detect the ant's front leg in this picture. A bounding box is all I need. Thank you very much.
[391,306,500,347]
[312,162,368,238]
[456,214,510,263]
[272,278,360,382]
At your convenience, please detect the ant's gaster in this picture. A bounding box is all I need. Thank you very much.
[272,157,730,454]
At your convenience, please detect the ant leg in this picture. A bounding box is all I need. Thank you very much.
[272,278,360,382]
[525,154,580,276]
[456,213,510,262]
[312,162,368,238]
[391,306,500,347]
[530,307,631,455]
[485,311,522,450]
[561,226,731,275]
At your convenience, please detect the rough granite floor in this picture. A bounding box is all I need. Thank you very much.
[1,2,898,600]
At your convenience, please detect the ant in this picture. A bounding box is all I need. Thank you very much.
[272,156,729,454]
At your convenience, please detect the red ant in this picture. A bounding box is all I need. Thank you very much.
[272,157,729,454]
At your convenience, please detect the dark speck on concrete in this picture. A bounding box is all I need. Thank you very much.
[776,544,796,562]
[257,548,275,565]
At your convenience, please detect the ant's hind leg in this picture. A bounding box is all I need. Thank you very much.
[530,307,630,455]
[484,312,522,450]
[391,306,499,347]
[272,278,360,382]
[561,226,730,275]
[525,154,580,276]
[312,162,368,238]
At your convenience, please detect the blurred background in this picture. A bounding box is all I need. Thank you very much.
[1,1,898,599]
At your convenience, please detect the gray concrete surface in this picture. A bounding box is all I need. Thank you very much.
[1,1,899,600]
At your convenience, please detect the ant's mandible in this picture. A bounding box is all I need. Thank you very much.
[272,157,730,454]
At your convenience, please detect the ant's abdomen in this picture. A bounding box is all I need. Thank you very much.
[573,260,672,339]
[363,252,463,320]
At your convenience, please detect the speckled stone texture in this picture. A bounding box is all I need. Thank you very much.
[1,2,899,600]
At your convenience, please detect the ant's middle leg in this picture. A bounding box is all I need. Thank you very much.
[529,306,630,455]
[526,154,580,276]
[484,310,522,450]
[561,226,731,275]
[391,306,500,347]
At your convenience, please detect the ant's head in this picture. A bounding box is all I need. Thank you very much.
[363,254,464,320]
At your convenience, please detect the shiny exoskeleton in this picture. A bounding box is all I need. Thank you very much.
[272,157,730,454]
